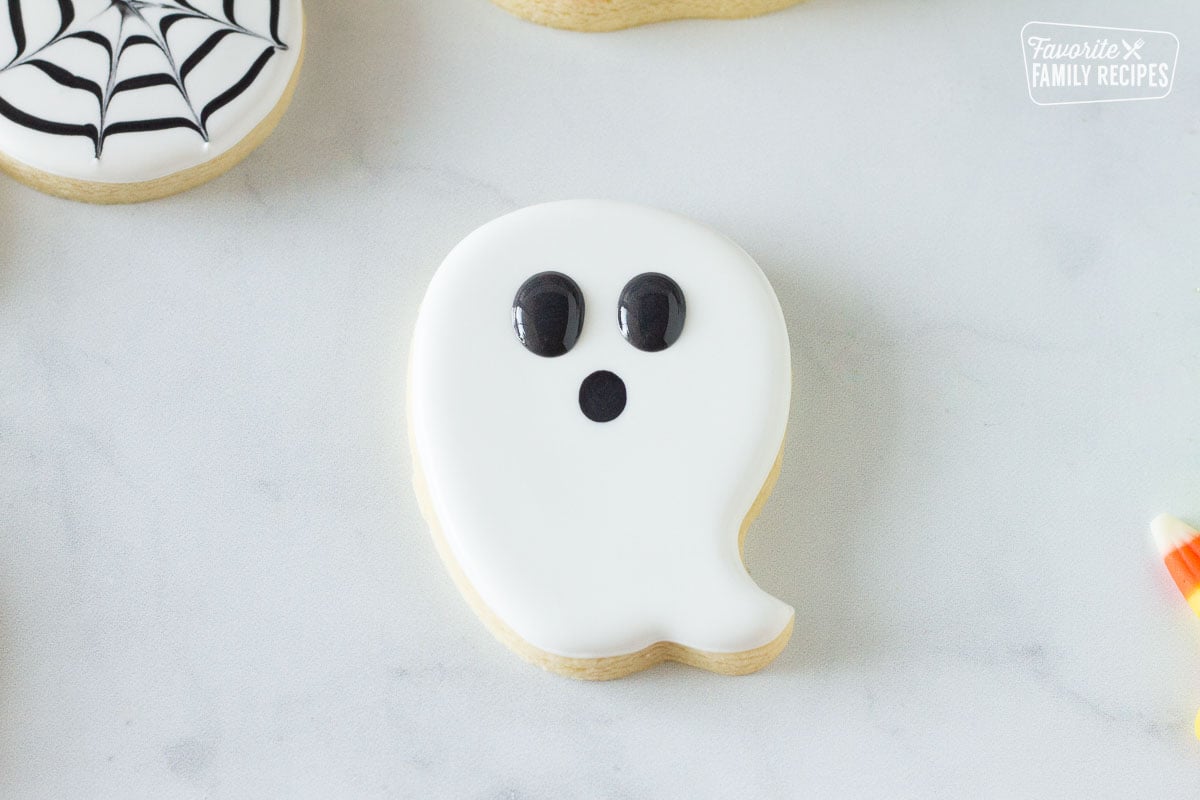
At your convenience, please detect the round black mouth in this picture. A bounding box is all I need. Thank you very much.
[578,370,626,423]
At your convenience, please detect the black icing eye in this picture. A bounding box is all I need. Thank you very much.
[512,271,585,357]
[617,272,685,352]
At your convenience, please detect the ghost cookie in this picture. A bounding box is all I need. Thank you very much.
[489,0,803,32]
[0,0,304,203]
[409,200,794,679]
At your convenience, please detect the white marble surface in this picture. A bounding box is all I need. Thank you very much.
[2,0,1199,796]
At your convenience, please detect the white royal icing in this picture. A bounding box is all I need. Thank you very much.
[0,0,302,183]
[410,200,794,660]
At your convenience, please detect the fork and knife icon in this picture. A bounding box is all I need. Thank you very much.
[1122,37,1145,60]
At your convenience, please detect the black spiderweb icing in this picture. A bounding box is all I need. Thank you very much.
[0,0,289,157]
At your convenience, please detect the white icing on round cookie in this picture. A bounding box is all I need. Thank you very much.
[0,0,302,184]
[410,200,794,667]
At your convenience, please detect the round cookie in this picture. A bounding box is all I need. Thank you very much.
[0,0,304,203]
[489,0,804,32]
[409,200,794,679]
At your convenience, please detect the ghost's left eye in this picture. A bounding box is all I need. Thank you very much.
[618,273,685,352]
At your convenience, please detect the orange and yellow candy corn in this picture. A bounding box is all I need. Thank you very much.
[1154,514,1200,616]
[1151,513,1200,739]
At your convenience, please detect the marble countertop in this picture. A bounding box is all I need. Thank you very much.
[2,0,1199,796]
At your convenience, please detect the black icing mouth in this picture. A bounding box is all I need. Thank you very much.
[579,370,626,423]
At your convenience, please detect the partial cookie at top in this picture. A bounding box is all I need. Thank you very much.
[0,0,304,203]
[490,0,804,32]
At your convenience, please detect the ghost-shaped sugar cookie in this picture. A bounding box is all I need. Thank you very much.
[409,200,794,679]
[488,0,803,32]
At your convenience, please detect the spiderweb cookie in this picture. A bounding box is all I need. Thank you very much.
[0,0,304,203]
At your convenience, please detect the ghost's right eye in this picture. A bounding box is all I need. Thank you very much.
[512,272,585,357]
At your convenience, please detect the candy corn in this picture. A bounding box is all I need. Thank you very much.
[1153,514,1200,616]
[1151,513,1200,739]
